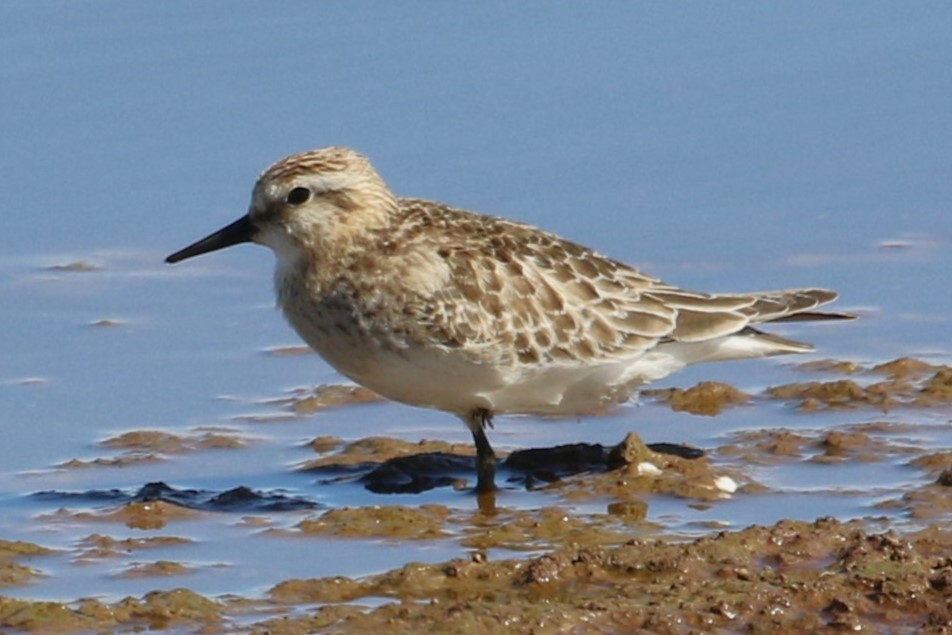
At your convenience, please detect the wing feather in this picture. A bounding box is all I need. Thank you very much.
[388,200,843,369]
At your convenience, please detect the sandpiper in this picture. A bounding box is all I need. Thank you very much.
[167,147,848,493]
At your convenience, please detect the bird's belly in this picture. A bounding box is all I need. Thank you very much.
[349,349,670,416]
[281,303,484,412]
[280,296,688,416]
[292,312,660,415]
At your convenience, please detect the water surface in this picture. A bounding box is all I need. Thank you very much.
[1,2,950,603]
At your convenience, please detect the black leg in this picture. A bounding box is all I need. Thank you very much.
[465,409,497,493]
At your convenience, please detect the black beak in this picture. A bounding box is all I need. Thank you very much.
[166,215,255,264]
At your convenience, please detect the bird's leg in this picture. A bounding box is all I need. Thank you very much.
[464,408,497,493]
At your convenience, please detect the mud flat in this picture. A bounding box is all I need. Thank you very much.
[2,358,951,632]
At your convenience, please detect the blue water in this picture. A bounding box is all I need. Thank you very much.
[1,2,951,602]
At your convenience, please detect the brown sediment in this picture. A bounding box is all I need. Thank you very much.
[290,505,451,540]
[911,451,952,480]
[637,358,952,414]
[101,501,204,531]
[559,460,742,504]
[720,421,925,467]
[100,431,186,453]
[882,486,952,521]
[642,380,750,415]
[871,357,938,380]
[4,356,952,633]
[719,428,814,463]
[768,358,952,411]
[873,451,952,521]
[58,428,249,469]
[768,378,889,409]
[74,534,192,563]
[810,428,920,464]
[40,501,204,531]
[0,564,229,633]
[100,428,249,453]
[287,384,383,414]
[0,562,44,588]
[307,435,345,454]
[115,560,193,579]
[241,383,384,419]
[270,576,366,604]
[457,506,639,551]
[58,453,167,469]
[0,540,52,589]
[795,359,862,374]
[2,519,932,634]
[254,519,952,635]
[0,541,53,561]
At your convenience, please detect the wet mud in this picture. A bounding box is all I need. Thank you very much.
[767,357,952,411]
[57,428,251,469]
[1,520,950,633]
[35,481,319,515]
[304,432,704,495]
[642,380,750,415]
[3,357,952,632]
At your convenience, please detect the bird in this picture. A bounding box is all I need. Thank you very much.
[166,146,849,493]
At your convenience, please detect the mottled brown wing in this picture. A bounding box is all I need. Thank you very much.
[396,202,678,366]
[393,200,841,366]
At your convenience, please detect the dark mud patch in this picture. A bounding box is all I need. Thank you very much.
[301,436,478,492]
[360,452,474,493]
[303,433,705,494]
[34,482,318,517]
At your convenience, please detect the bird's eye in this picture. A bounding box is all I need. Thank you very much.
[286,187,312,206]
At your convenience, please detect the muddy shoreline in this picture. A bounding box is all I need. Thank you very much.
[2,518,950,633]
[2,357,951,633]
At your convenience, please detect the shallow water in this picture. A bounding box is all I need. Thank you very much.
[2,1,951,611]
